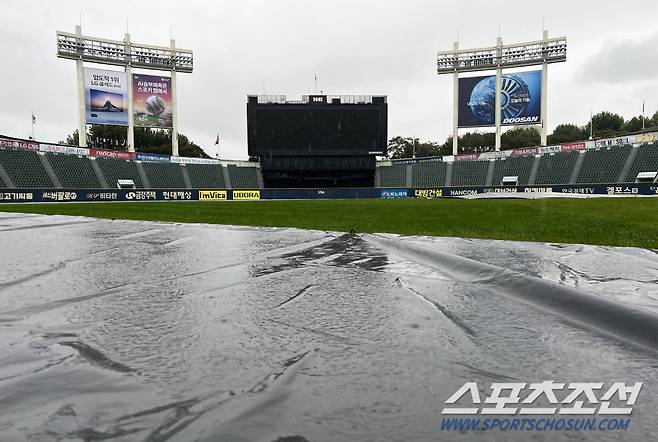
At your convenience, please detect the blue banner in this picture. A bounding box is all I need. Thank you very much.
[0,184,657,203]
[429,184,658,197]
[381,189,409,198]
[260,188,382,200]
[458,70,542,128]
[135,152,171,162]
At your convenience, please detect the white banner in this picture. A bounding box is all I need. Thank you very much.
[170,156,219,165]
[39,143,89,156]
[539,145,560,154]
[594,136,636,148]
[479,150,512,160]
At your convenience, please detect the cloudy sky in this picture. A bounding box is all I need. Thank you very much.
[2,0,658,159]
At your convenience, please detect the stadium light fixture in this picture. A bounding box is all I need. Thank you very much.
[437,32,567,154]
[437,37,567,73]
[56,31,194,72]
[56,26,194,156]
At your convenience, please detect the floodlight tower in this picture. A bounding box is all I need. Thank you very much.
[437,31,567,155]
[56,26,193,156]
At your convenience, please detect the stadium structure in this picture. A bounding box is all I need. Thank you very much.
[0,129,657,202]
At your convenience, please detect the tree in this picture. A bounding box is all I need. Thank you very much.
[622,116,644,133]
[501,127,540,150]
[590,111,624,137]
[547,124,588,145]
[649,110,658,128]
[62,125,210,158]
[387,136,446,159]
[59,129,81,146]
[437,131,496,154]
[458,132,496,152]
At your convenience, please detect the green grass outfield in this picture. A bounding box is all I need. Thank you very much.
[1,198,657,248]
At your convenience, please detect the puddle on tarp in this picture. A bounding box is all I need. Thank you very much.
[0,213,657,441]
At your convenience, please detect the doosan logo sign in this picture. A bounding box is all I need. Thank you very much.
[503,116,540,124]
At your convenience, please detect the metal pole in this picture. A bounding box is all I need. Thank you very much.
[76,25,87,148]
[125,32,135,152]
[540,30,548,146]
[589,110,593,140]
[31,108,35,140]
[452,40,459,155]
[170,38,179,157]
[494,36,502,151]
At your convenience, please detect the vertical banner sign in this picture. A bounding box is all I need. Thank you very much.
[84,68,128,126]
[133,74,172,128]
[458,70,542,127]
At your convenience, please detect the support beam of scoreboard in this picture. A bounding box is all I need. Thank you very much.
[57,27,193,156]
[451,41,459,156]
[438,32,566,152]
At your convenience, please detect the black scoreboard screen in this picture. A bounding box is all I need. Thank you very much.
[247,96,387,157]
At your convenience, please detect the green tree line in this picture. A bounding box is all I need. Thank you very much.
[388,110,658,159]
[61,125,210,158]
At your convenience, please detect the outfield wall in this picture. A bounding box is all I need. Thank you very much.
[1,183,657,203]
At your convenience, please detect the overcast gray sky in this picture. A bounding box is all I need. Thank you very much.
[2,0,658,159]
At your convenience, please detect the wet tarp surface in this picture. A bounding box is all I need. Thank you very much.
[0,212,657,441]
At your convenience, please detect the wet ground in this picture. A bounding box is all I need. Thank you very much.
[0,212,657,441]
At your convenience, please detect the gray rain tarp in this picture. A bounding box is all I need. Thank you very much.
[0,213,657,441]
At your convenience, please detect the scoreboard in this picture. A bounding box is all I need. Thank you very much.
[247,95,387,157]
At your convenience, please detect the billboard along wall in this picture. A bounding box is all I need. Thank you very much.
[84,68,128,126]
[133,74,172,128]
[458,70,541,128]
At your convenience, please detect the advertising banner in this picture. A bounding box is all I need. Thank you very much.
[511,147,539,157]
[199,190,228,201]
[2,184,658,204]
[479,150,512,160]
[260,188,382,200]
[414,188,443,198]
[539,145,561,154]
[454,152,480,161]
[380,189,409,198]
[39,143,89,156]
[90,148,135,160]
[133,74,172,128]
[170,156,219,165]
[135,152,171,163]
[595,136,636,148]
[0,137,39,151]
[458,71,542,127]
[635,132,658,144]
[560,142,587,152]
[232,190,261,200]
[84,68,128,126]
